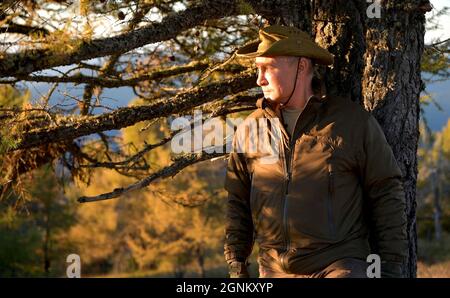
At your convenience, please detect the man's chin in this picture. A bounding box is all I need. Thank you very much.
[265,96,282,103]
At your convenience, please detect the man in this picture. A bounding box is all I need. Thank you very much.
[223,25,408,278]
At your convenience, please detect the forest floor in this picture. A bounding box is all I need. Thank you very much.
[97,236,450,278]
[417,232,450,277]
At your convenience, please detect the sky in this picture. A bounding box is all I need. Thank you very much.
[422,0,450,131]
[425,0,450,43]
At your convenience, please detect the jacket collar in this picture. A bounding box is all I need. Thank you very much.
[255,95,327,147]
[256,95,326,118]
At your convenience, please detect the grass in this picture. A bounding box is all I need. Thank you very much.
[417,260,450,277]
[417,232,450,277]
[88,254,261,278]
[88,236,450,278]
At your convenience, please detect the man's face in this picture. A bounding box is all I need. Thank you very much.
[255,56,299,103]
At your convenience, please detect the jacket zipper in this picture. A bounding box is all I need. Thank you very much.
[276,98,319,273]
[280,138,295,273]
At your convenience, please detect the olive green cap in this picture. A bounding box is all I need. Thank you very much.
[236,25,334,65]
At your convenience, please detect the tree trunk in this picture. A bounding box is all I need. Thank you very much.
[312,0,366,103]
[360,0,426,278]
[194,245,206,278]
[197,253,206,278]
[432,167,442,241]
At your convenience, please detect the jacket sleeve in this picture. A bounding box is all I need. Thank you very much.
[223,130,254,269]
[358,114,408,277]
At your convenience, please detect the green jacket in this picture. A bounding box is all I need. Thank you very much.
[224,95,408,277]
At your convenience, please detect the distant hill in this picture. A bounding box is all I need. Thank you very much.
[422,79,450,132]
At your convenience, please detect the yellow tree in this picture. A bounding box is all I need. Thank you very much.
[66,98,227,276]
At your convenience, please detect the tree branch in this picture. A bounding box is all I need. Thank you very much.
[0,0,240,77]
[0,23,49,36]
[5,60,210,87]
[75,94,259,170]
[9,71,257,151]
[78,148,227,203]
[0,142,69,199]
[76,132,175,169]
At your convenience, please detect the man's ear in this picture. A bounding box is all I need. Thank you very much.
[298,57,307,73]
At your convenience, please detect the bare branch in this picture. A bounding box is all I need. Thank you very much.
[79,3,155,115]
[425,37,450,47]
[5,60,211,87]
[0,0,241,77]
[9,71,257,151]
[75,94,260,170]
[77,132,175,169]
[78,148,227,203]
[0,22,49,36]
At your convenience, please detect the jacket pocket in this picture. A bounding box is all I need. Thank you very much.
[327,162,337,238]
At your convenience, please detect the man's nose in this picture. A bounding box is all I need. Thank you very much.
[256,71,268,87]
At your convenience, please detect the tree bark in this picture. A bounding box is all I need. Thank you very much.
[312,0,366,103]
[360,0,427,278]
[247,0,312,30]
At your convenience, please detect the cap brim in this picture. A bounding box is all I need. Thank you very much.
[235,39,334,65]
[235,40,264,58]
